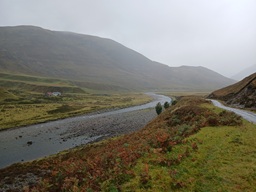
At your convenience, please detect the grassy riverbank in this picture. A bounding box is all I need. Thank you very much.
[0,73,154,130]
[0,91,152,130]
[1,96,255,191]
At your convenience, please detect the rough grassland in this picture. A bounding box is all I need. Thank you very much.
[0,96,255,192]
[0,93,152,130]
[0,72,155,130]
[171,124,256,191]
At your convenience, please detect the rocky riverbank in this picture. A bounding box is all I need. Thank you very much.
[66,108,157,140]
[0,108,158,169]
[0,108,158,191]
[0,93,171,170]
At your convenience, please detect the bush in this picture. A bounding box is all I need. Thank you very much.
[164,101,170,109]
[155,102,162,115]
[207,116,219,126]
[172,100,177,106]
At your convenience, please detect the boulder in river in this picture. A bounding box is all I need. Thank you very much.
[27,141,33,146]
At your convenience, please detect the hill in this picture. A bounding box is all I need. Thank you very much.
[1,97,255,191]
[208,73,256,109]
[0,72,86,94]
[232,64,256,80]
[0,25,235,91]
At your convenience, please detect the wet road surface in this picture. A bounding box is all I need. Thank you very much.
[210,100,256,124]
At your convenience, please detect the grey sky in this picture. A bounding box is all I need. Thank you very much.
[0,0,255,77]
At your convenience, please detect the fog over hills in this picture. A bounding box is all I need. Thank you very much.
[232,64,256,81]
[0,26,235,91]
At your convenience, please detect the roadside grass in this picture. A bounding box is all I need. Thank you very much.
[2,96,255,192]
[0,93,152,130]
[172,123,256,192]
[121,121,256,192]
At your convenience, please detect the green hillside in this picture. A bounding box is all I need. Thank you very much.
[0,25,235,91]
[0,72,85,94]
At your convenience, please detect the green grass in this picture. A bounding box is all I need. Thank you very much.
[174,123,256,192]
[0,72,74,86]
[119,102,255,192]
[0,87,18,101]
[122,122,256,192]
[0,74,85,94]
[0,92,152,130]
[0,72,154,130]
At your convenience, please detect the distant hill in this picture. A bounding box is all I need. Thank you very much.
[0,25,235,91]
[208,73,256,109]
[232,64,256,81]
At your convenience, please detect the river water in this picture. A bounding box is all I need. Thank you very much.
[0,93,171,169]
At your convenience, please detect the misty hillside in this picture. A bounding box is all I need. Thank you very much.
[208,73,256,109]
[0,26,235,91]
[232,64,256,81]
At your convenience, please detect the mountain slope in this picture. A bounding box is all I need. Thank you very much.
[208,73,256,109]
[232,64,256,80]
[0,25,235,91]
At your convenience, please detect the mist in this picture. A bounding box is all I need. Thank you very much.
[1,0,255,77]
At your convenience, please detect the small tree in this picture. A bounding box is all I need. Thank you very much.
[172,100,177,106]
[155,102,162,115]
[164,101,170,109]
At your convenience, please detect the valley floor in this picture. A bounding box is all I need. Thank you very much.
[0,108,157,169]
[0,92,152,130]
[0,96,255,192]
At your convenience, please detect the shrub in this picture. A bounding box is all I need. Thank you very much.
[155,102,162,115]
[164,101,170,109]
[172,100,177,106]
[177,124,191,136]
[207,116,219,126]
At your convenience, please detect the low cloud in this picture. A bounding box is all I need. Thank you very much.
[1,0,255,77]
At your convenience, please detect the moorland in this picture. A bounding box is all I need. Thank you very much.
[0,72,153,130]
[0,26,234,91]
[0,25,255,192]
[1,96,255,191]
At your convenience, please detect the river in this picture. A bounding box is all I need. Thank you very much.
[0,93,171,169]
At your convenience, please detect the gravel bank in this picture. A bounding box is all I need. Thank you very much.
[0,109,157,169]
[0,108,157,192]
[65,108,157,140]
[0,93,170,169]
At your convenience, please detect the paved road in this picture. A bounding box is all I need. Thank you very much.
[210,100,256,124]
